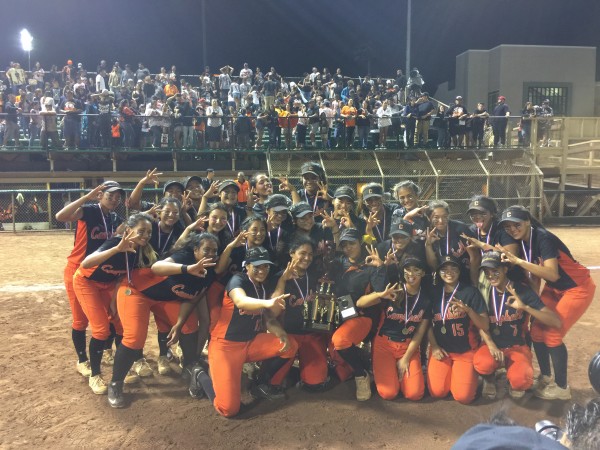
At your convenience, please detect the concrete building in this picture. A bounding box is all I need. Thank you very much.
[434,45,597,117]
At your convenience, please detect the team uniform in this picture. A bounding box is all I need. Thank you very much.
[208,273,299,417]
[361,203,402,244]
[149,220,184,258]
[473,283,544,391]
[270,269,329,387]
[524,228,596,347]
[430,219,475,285]
[376,239,426,285]
[427,283,486,404]
[373,288,432,401]
[64,204,122,357]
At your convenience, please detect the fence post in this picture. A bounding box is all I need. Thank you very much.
[47,182,52,230]
[11,192,15,233]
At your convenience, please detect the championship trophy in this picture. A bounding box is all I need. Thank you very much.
[303,277,339,332]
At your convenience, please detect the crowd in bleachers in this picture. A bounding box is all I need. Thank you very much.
[1,59,554,151]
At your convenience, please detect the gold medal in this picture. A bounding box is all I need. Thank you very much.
[493,328,500,336]
[125,288,132,296]
[402,328,409,335]
[440,326,447,335]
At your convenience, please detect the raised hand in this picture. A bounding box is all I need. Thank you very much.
[425,227,440,246]
[116,230,137,253]
[188,257,217,277]
[85,184,108,201]
[204,181,221,198]
[384,248,398,266]
[281,260,300,281]
[278,177,294,192]
[140,168,163,185]
[496,244,521,265]
[505,283,525,310]
[365,245,384,267]
[144,204,160,220]
[380,282,401,301]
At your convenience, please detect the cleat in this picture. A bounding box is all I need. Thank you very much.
[534,382,571,400]
[132,358,153,377]
[76,360,92,377]
[108,381,125,408]
[355,373,372,401]
[89,374,108,395]
[157,356,172,375]
[251,383,286,401]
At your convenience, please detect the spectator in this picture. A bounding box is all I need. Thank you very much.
[28,101,42,148]
[164,76,179,97]
[219,65,233,103]
[401,98,418,149]
[415,92,435,147]
[201,168,215,193]
[239,63,253,82]
[32,62,45,87]
[491,95,510,147]
[432,104,449,149]
[119,99,136,148]
[206,99,223,149]
[520,101,536,147]
[229,77,241,111]
[6,62,26,94]
[135,63,150,82]
[96,69,107,93]
[40,99,62,150]
[296,103,308,149]
[341,98,357,148]
[447,96,468,148]
[92,89,115,148]
[319,100,334,149]
[263,74,278,110]
[356,99,371,150]
[2,94,21,148]
[234,108,252,149]
[145,98,163,148]
[471,102,489,149]
[120,64,135,86]
[62,59,75,84]
[235,172,250,207]
[59,90,84,149]
[538,99,554,146]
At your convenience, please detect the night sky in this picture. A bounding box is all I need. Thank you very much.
[2,0,599,93]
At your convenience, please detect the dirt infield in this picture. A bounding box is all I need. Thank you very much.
[1,228,599,449]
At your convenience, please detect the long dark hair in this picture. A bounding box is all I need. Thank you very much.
[124,212,157,267]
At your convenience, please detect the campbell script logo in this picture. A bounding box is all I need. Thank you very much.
[171,284,198,300]
[90,226,109,240]
[100,265,126,276]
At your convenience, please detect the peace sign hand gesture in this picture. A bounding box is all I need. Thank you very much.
[504,282,525,310]
[365,211,380,235]
[187,257,217,278]
[140,168,163,185]
[316,181,330,201]
[365,245,384,267]
[281,260,300,282]
[204,181,221,199]
[495,244,522,266]
[425,227,440,246]
[278,177,295,193]
[380,282,401,301]
[384,248,398,266]
[116,230,137,253]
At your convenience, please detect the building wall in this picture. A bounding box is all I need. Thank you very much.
[435,45,597,116]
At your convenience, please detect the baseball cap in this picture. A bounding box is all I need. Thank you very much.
[451,424,567,450]
[101,89,110,95]
[402,257,426,271]
[339,228,362,243]
[245,247,273,266]
[206,168,214,173]
[542,99,550,104]
[438,254,461,270]
[290,202,314,218]
[389,219,413,238]
[102,181,125,196]
[480,251,503,269]
[334,185,356,202]
[467,197,497,214]
[183,175,203,189]
[44,98,54,106]
[498,96,506,101]
[499,206,530,224]
[455,95,463,100]
[218,180,240,193]
[362,183,384,200]
[301,161,325,179]
[264,194,290,212]
[163,180,185,195]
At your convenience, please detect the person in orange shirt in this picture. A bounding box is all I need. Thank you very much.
[341,98,357,149]
[164,76,179,97]
[235,172,250,207]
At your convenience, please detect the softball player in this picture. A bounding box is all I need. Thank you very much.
[209,247,298,417]
[392,180,429,243]
[361,182,401,244]
[427,255,489,404]
[498,205,596,400]
[107,232,217,408]
[362,257,431,401]
[473,252,561,399]
[249,172,274,217]
[74,212,156,394]
[149,197,185,258]
[55,181,125,378]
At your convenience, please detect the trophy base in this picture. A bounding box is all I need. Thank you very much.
[305,322,335,332]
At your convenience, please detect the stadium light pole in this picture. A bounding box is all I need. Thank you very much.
[20,29,33,72]
[405,0,411,79]
[201,0,207,70]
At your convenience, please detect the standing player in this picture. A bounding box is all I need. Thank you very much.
[361,182,401,244]
[498,205,596,400]
[473,252,561,399]
[427,255,489,404]
[55,181,125,378]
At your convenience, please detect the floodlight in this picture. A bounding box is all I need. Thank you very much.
[20,29,33,52]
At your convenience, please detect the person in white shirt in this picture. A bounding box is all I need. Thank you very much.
[206,99,223,149]
[376,100,393,149]
[96,69,107,93]
[145,98,163,148]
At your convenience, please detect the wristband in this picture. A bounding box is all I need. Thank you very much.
[181,264,188,274]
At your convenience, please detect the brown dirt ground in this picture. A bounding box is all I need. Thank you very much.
[0,227,599,449]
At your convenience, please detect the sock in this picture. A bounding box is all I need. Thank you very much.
[112,344,140,382]
[89,337,106,376]
[337,346,367,378]
[105,323,116,350]
[157,332,169,356]
[548,344,568,388]
[115,334,123,348]
[72,329,88,363]
[532,342,551,377]
[179,332,199,367]
[258,357,290,386]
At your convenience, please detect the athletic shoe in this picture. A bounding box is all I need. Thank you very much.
[157,356,171,375]
[102,349,114,366]
[482,376,497,399]
[534,382,571,400]
[509,386,526,399]
[132,358,153,377]
[89,375,108,395]
[76,360,92,377]
[187,365,206,399]
[124,369,140,384]
[251,383,286,401]
[108,381,125,408]
[355,373,372,401]
[533,374,553,394]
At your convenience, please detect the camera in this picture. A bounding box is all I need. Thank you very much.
[535,420,564,442]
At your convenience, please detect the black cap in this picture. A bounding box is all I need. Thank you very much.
[163,180,185,195]
[543,99,550,104]
[183,175,203,189]
[402,257,426,271]
[206,168,214,173]
[389,219,413,238]
[467,197,497,214]
[290,202,314,218]
[499,206,530,224]
[362,183,383,200]
[480,251,503,269]
[438,254,461,270]
[264,194,290,212]
[245,247,273,266]
[339,228,362,243]
[334,185,356,202]
[218,180,240,193]
[102,181,125,196]
[300,161,325,179]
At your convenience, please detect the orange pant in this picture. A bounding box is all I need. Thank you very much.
[427,349,477,404]
[473,344,533,391]
[531,278,595,347]
[331,316,372,350]
[206,279,225,333]
[271,333,328,386]
[117,284,198,350]
[64,262,88,331]
[73,272,122,340]
[372,335,424,401]
[208,333,298,417]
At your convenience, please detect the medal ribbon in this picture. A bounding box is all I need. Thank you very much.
[441,282,460,326]
[521,227,534,279]
[403,284,421,326]
[268,226,281,249]
[293,274,309,302]
[227,210,236,235]
[157,222,174,254]
[492,287,507,327]
[98,204,113,239]
[305,191,319,212]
